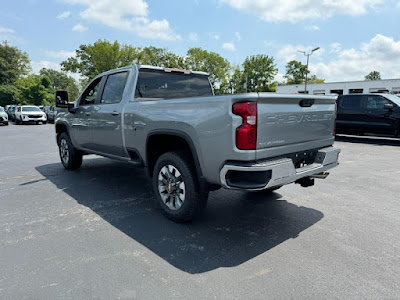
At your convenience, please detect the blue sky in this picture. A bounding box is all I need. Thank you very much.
[1,0,400,82]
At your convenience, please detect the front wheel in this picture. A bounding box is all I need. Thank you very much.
[152,151,208,222]
[58,132,82,170]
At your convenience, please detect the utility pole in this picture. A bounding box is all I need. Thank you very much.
[298,47,320,94]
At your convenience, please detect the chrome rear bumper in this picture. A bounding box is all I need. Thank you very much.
[220,146,340,191]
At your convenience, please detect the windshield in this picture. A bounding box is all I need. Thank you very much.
[385,94,400,106]
[0,107,4,112]
[22,106,41,112]
[135,69,213,99]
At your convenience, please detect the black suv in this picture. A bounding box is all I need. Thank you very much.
[336,93,400,137]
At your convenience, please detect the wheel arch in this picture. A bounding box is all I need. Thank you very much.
[146,130,204,181]
[55,122,69,141]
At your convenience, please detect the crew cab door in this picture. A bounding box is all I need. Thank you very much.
[336,94,366,134]
[90,71,129,157]
[70,76,104,150]
[363,95,397,136]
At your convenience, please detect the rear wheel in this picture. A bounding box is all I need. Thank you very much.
[152,151,208,222]
[58,132,82,170]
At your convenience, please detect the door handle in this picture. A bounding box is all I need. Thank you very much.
[111,111,120,116]
[85,112,91,116]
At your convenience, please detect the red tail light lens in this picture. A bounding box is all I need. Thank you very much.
[232,102,257,150]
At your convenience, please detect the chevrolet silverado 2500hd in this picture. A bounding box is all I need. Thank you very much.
[55,65,340,222]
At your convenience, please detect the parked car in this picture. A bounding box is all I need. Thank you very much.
[43,106,51,117]
[336,93,400,137]
[55,64,340,222]
[47,105,57,123]
[15,105,47,125]
[7,105,17,121]
[0,107,8,125]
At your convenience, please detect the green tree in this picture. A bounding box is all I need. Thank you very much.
[137,46,186,68]
[15,75,53,106]
[308,75,325,84]
[284,60,308,84]
[364,71,381,81]
[0,85,19,107]
[61,39,141,80]
[227,65,245,94]
[0,41,31,85]
[241,54,277,92]
[185,47,231,94]
[39,68,80,102]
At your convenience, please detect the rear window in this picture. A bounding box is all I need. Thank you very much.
[135,69,213,99]
[338,95,362,109]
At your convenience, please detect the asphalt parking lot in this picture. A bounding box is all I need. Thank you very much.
[0,122,399,299]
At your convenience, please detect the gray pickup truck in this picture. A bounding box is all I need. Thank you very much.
[55,64,340,222]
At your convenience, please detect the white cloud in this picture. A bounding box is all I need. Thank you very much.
[213,34,220,40]
[330,43,342,53]
[189,33,198,42]
[0,26,14,34]
[235,32,241,41]
[305,25,320,31]
[32,58,82,81]
[219,0,383,22]
[274,72,285,83]
[57,11,71,19]
[31,61,61,74]
[72,24,88,31]
[65,0,180,40]
[311,34,400,81]
[222,42,236,51]
[45,50,76,59]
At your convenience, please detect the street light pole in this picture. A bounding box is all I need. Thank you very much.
[298,47,320,94]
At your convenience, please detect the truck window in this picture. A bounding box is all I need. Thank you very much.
[364,95,389,109]
[135,69,213,99]
[101,72,128,104]
[80,77,102,106]
[339,95,362,109]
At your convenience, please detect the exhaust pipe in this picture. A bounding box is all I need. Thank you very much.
[311,172,330,179]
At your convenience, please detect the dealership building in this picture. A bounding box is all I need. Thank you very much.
[276,79,400,95]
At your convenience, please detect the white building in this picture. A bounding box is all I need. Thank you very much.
[277,79,400,95]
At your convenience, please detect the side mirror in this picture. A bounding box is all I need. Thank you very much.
[55,90,75,113]
[384,103,394,110]
[55,91,69,108]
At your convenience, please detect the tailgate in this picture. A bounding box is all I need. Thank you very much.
[256,93,337,150]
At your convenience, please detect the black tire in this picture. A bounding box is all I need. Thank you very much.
[57,132,82,170]
[5,122,8,126]
[43,121,47,124]
[152,151,208,222]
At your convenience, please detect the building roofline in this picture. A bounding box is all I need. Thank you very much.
[278,78,400,87]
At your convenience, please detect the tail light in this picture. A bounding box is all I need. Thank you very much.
[232,102,257,150]
[333,102,337,136]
